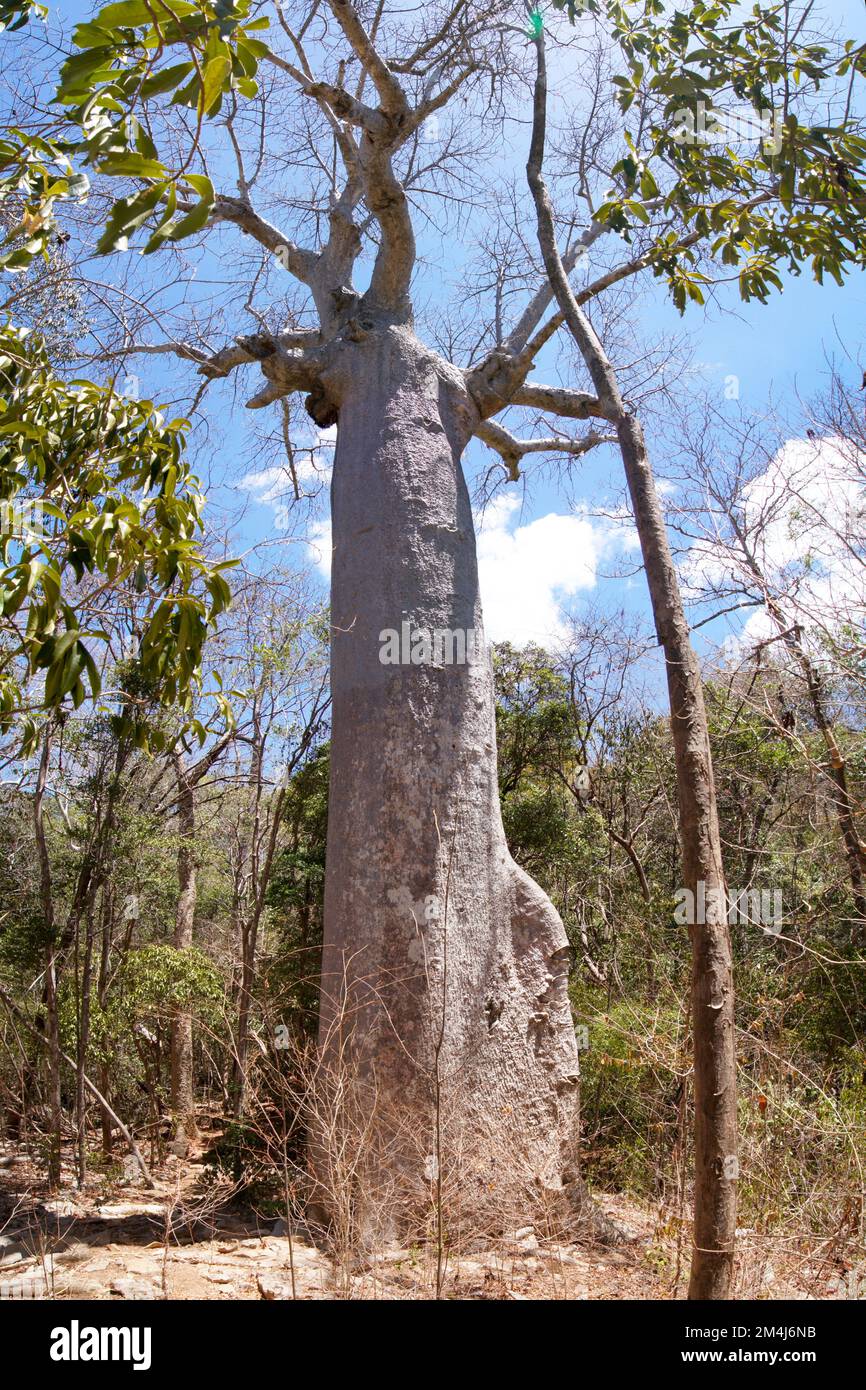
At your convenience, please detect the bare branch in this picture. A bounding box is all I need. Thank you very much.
[209,195,319,282]
[503,224,607,356]
[360,128,415,310]
[326,0,408,116]
[511,383,616,422]
[475,418,615,480]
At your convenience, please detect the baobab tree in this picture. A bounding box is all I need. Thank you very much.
[6,0,866,1256]
[27,0,623,1231]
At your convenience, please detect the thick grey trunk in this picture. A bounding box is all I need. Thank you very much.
[317,324,582,1238]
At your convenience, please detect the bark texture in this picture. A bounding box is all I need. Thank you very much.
[34,726,62,1189]
[316,323,583,1237]
[170,750,199,1146]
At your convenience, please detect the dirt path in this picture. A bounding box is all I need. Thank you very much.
[0,1143,855,1300]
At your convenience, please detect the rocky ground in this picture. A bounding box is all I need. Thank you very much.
[0,1140,860,1300]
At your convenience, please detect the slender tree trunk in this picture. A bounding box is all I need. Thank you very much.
[526,31,736,1299]
[41,951,62,1189]
[171,750,199,1146]
[233,781,292,1116]
[66,743,127,1178]
[231,727,264,1120]
[76,904,95,1187]
[318,322,584,1239]
[622,418,737,1300]
[234,715,325,1116]
[232,922,255,1119]
[33,727,62,1189]
[98,886,114,1160]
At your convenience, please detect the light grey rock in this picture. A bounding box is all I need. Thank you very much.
[111,1276,158,1300]
[257,1273,294,1300]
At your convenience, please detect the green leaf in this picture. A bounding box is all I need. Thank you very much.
[185,173,214,203]
[202,56,231,115]
[140,61,195,98]
[95,183,165,254]
[141,183,177,254]
[96,153,166,179]
[91,1,155,26]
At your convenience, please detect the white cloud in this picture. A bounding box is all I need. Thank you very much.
[474,495,596,645]
[241,464,294,505]
[304,493,634,648]
[742,436,862,575]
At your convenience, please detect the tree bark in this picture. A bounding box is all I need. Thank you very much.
[526,29,736,1299]
[76,904,95,1187]
[33,726,62,1189]
[170,750,199,1146]
[317,322,584,1239]
[621,417,737,1300]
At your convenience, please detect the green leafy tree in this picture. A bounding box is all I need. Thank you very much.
[0,324,232,738]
